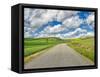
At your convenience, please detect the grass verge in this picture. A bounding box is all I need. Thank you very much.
[66,37,94,62]
[24,37,64,63]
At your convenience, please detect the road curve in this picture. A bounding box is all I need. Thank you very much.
[24,43,94,69]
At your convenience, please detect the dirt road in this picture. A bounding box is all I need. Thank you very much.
[24,43,94,69]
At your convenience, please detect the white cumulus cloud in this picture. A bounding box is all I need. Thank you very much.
[24,8,94,38]
[62,15,83,29]
[86,12,94,27]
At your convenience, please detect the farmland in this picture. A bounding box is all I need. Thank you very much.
[66,37,94,62]
[24,36,94,63]
[24,37,64,57]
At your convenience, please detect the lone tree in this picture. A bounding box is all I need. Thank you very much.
[46,38,49,43]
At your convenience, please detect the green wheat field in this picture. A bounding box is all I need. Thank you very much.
[24,37,94,63]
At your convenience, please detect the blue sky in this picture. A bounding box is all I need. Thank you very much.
[24,8,94,39]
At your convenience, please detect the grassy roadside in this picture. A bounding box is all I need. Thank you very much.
[24,37,64,57]
[24,37,64,63]
[24,44,54,57]
[66,37,94,62]
[24,44,56,64]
